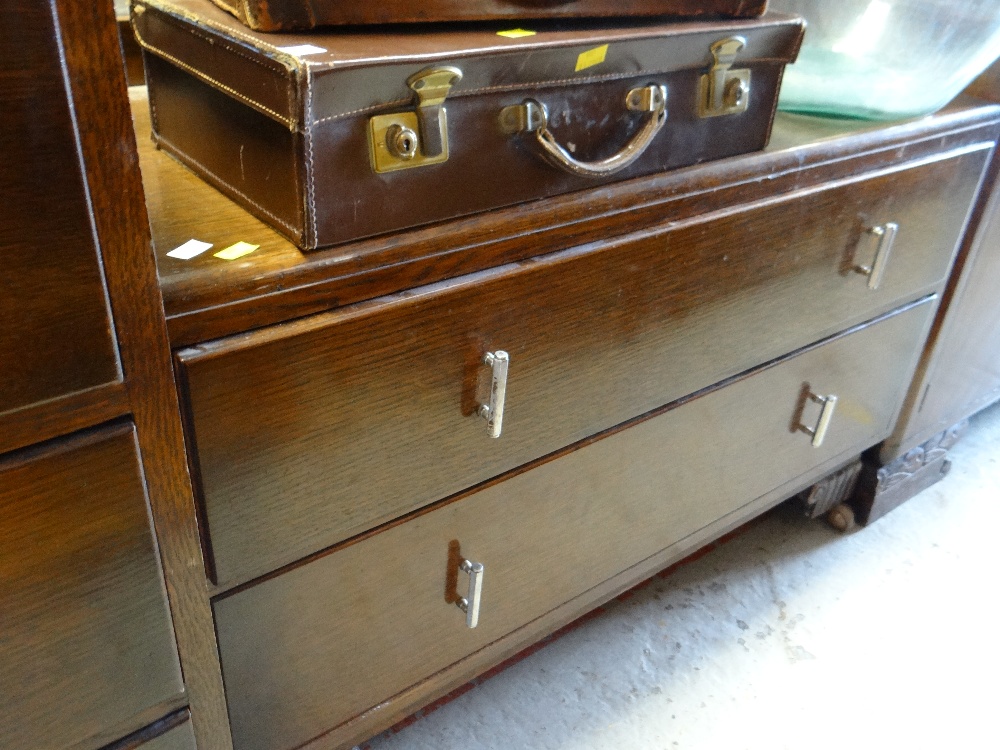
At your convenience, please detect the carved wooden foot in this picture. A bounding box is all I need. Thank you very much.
[853,421,967,526]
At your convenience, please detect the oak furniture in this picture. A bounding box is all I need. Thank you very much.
[6,5,1000,750]
[850,63,1000,524]
[0,3,228,749]
[134,80,999,748]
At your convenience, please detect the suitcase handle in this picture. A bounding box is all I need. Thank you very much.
[499,84,667,178]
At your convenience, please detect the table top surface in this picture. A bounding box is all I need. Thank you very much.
[131,87,1000,347]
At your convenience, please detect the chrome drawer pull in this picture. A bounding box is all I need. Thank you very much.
[478,350,509,439]
[456,559,485,629]
[803,392,838,448]
[856,222,899,290]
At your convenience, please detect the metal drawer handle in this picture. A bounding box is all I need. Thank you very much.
[855,222,899,290]
[803,392,838,448]
[498,84,668,178]
[479,351,509,439]
[456,559,485,629]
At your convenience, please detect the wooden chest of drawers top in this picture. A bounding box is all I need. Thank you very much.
[136,92,1000,348]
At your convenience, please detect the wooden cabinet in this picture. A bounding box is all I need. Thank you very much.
[846,65,1000,524]
[0,4,228,750]
[128,73,1000,747]
[0,427,184,750]
[0,5,121,413]
[215,299,934,750]
[7,8,999,749]
[179,145,988,588]
[0,4,121,445]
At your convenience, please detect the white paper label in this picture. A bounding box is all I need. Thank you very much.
[277,44,327,57]
[167,239,213,260]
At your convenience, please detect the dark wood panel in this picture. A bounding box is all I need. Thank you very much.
[103,710,198,750]
[303,439,861,750]
[0,381,128,456]
[214,298,935,750]
[182,147,985,588]
[117,17,145,86]
[0,3,121,420]
[884,156,1000,456]
[140,721,197,750]
[966,59,1000,104]
[131,86,1000,346]
[0,425,184,750]
[877,71,1000,459]
[50,1,235,747]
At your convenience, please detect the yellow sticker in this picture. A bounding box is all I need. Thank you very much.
[497,28,536,39]
[214,241,259,260]
[575,44,608,72]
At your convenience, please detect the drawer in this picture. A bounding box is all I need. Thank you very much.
[127,717,197,750]
[215,298,934,750]
[146,722,196,750]
[0,426,185,750]
[180,145,988,588]
[0,5,121,419]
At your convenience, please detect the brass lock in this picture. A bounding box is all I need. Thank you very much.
[698,37,751,118]
[385,124,419,160]
[369,66,462,173]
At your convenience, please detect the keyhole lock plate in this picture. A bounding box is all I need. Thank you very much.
[698,36,751,118]
[369,66,462,173]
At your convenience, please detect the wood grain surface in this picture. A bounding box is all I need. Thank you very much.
[884,147,1000,458]
[0,426,184,750]
[873,70,1000,460]
[181,145,987,589]
[131,89,1000,347]
[140,721,197,750]
[103,710,198,750]
[0,4,121,424]
[214,298,935,750]
[49,2,235,748]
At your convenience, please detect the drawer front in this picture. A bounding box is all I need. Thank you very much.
[138,719,198,750]
[0,5,121,418]
[215,298,934,750]
[0,427,185,750]
[182,146,987,588]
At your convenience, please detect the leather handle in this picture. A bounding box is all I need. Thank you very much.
[499,84,668,178]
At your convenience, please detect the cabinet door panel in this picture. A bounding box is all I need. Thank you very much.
[0,426,184,750]
[0,5,120,418]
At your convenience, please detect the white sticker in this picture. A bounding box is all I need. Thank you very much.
[167,239,213,260]
[277,44,327,57]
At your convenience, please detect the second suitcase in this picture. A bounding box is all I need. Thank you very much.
[209,0,769,32]
[134,0,804,249]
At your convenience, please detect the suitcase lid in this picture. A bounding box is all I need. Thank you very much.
[133,0,804,132]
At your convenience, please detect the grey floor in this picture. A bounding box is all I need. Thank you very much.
[363,403,1000,750]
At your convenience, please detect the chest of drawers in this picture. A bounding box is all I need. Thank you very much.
[136,91,999,750]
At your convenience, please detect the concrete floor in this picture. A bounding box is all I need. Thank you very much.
[362,401,1000,750]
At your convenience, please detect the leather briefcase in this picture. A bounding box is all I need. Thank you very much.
[134,0,804,249]
[209,0,768,32]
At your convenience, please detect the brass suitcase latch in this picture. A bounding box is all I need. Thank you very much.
[699,37,751,118]
[369,66,462,173]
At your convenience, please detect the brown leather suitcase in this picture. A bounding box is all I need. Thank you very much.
[134,0,804,249]
[210,0,768,32]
